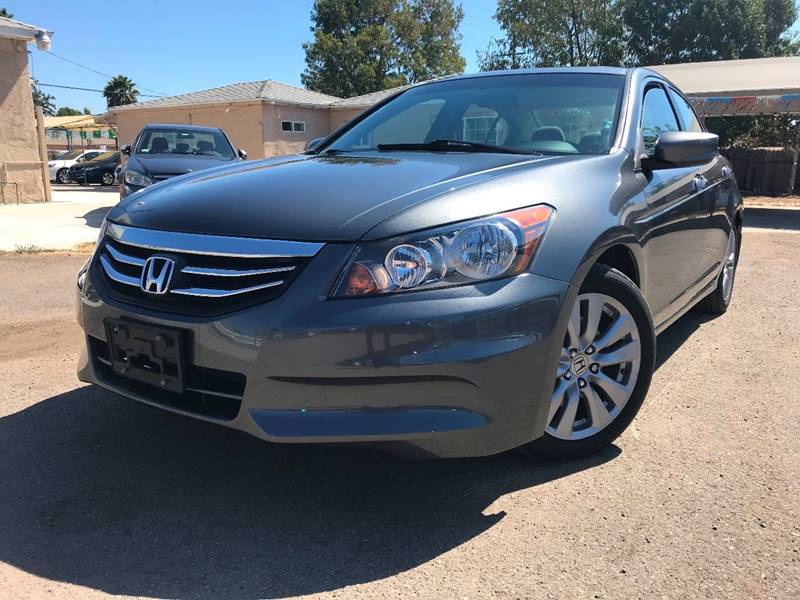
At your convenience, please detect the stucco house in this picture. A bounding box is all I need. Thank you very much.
[104,80,414,159]
[0,16,52,202]
[105,81,341,159]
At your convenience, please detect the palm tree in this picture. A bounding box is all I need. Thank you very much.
[103,75,139,108]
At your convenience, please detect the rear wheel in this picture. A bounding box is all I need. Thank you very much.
[697,228,739,315]
[522,265,655,459]
[101,171,115,186]
[56,168,69,184]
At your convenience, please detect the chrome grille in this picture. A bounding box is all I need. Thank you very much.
[95,223,323,315]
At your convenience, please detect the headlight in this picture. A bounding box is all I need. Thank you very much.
[124,170,153,187]
[331,204,554,298]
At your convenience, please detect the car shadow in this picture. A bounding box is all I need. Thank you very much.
[0,384,619,598]
[654,309,716,370]
[79,206,114,228]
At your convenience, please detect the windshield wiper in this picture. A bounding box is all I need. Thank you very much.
[376,139,541,156]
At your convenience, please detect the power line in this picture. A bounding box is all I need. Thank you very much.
[35,82,160,98]
[42,49,170,97]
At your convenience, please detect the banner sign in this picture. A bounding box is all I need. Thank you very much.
[691,94,800,117]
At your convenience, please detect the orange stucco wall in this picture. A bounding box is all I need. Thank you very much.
[114,103,265,159]
[111,103,368,160]
[0,38,46,202]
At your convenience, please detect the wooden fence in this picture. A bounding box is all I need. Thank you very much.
[722,148,799,195]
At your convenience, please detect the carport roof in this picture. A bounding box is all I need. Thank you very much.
[111,80,341,112]
[649,57,800,97]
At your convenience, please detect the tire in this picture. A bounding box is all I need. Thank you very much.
[521,265,656,459]
[696,228,739,315]
[56,168,69,184]
[101,171,115,186]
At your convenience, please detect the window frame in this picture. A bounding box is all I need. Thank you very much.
[281,120,306,134]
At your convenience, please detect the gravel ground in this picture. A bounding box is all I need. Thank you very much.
[744,194,800,209]
[0,213,798,600]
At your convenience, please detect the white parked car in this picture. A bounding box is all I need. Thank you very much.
[48,149,106,184]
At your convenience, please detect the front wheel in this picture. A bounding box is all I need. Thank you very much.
[522,265,656,459]
[56,168,69,184]
[101,171,115,186]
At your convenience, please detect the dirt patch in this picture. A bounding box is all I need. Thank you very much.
[0,318,82,362]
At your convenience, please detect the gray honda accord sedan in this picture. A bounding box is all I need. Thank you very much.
[76,67,742,458]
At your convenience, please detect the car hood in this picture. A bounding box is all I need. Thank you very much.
[128,154,236,178]
[107,152,578,242]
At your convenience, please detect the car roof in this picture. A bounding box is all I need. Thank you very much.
[459,66,630,79]
[142,123,223,133]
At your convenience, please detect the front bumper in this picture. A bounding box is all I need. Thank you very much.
[77,243,572,458]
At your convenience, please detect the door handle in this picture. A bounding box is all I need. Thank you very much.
[721,166,732,178]
[692,175,708,193]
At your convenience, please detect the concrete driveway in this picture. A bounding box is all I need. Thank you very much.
[0,185,119,252]
[0,214,798,599]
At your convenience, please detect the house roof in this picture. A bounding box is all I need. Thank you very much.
[331,85,411,109]
[111,80,341,112]
[0,16,52,42]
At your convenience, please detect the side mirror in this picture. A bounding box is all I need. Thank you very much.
[238,148,248,160]
[122,145,131,155]
[305,137,324,151]
[645,131,719,170]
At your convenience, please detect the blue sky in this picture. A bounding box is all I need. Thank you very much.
[8,0,503,114]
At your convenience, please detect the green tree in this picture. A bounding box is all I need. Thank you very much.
[623,0,798,65]
[31,81,56,116]
[302,0,465,98]
[0,7,13,18]
[479,0,625,70]
[103,75,139,108]
[83,107,92,115]
[55,107,83,117]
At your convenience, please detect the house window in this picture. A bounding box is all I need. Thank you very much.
[281,121,305,133]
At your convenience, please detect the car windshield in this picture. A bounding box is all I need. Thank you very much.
[325,73,625,156]
[87,152,117,162]
[135,128,235,159]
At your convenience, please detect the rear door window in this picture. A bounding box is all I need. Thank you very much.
[668,88,703,132]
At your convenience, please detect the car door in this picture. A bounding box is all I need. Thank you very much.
[634,82,711,328]
[667,87,730,279]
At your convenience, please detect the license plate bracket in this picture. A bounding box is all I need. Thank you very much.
[104,319,185,394]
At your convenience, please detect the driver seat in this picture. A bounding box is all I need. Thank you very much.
[530,126,565,142]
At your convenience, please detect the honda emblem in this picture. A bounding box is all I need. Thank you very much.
[141,256,175,295]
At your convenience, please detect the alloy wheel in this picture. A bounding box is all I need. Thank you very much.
[57,170,69,184]
[547,292,641,441]
[102,172,115,186]
[721,229,737,303]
